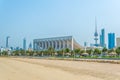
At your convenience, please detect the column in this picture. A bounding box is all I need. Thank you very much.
[51,41,54,48]
[59,40,61,50]
[53,41,55,49]
[45,41,47,50]
[57,41,59,50]
[42,41,44,50]
[55,40,57,50]
[48,41,50,49]
[63,40,65,49]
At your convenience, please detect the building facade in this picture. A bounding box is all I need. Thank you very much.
[116,37,120,48]
[23,38,26,50]
[100,29,105,47]
[108,33,115,49]
[33,36,82,51]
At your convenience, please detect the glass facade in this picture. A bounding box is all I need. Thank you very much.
[108,33,115,49]
[23,38,26,50]
[100,29,105,47]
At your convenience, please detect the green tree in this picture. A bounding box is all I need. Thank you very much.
[108,49,114,53]
[86,49,93,56]
[116,47,120,56]
[13,50,19,56]
[19,50,26,56]
[102,47,108,52]
[74,48,81,57]
[65,48,70,53]
[2,51,8,56]
[48,47,54,56]
[93,48,101,56]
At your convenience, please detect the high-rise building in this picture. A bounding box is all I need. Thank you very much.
[116,37,120,48]
[6,36,10,48]
[108,33,115,49]
[23,38,26,50]
[28,42,32,51]
[100,29,105,47]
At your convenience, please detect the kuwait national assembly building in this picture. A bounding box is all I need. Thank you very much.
[33,36,82,51]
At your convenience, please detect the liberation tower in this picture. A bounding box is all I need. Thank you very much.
[94,17,98,47]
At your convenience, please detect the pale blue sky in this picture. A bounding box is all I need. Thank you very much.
[0,0,120,48]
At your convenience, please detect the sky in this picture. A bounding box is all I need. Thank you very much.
[0,0,120,48]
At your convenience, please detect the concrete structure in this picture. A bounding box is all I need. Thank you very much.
[23,38,26,50]
[100,29,106,47]
[108,33,115,49]
[116,37,120,48]
[94,18,99,47]
[33,36,82,51]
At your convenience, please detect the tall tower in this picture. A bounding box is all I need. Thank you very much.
[94,17,98,47]
[6,36,10,48]
[108,33,115,49]
[23,38,26,50]
[100,29,105,47]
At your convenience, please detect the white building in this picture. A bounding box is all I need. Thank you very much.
[33,36,82,51]
[116,37,120,48]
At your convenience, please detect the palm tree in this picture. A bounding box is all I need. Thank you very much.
[74,48,81,58]
[64,48,70,57]
[48,47,54,56]
[102,47,108,56]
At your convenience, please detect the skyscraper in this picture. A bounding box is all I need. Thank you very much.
[6,36,10,48]
[23,38,26,50]
[100,29,105,47]
[108,33,115,49]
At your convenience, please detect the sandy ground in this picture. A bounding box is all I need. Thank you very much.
[0,57,120,80]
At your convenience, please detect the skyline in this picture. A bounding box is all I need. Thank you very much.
[1,0,120,48]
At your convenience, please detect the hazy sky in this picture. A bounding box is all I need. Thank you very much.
[0,0,120,48]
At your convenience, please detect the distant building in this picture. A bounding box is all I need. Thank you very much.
[28,42,32,51]
[108,33,115,49]
[100,29,106,47]
[116,37,120,48]
[94,18,99,47]
[6,36,10,48]
[23,38,26,50]
[33,36,82,51]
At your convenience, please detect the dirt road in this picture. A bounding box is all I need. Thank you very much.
[0,57,120,80]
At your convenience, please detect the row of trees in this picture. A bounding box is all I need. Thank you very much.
[1,47,120,57]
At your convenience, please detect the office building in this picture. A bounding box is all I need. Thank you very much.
[23,38,26,50]
[108,33,115,49]
[6,36,10,48]
[100,29,105,47]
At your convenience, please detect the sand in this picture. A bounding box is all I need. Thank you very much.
[0,57,120,80]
